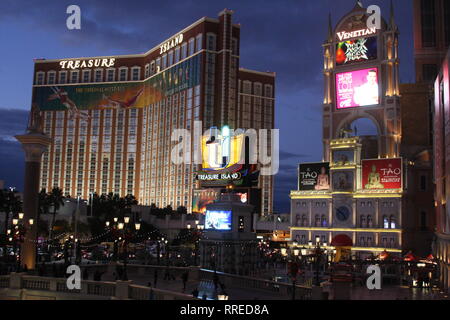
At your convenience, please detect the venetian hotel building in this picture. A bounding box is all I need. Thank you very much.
[31,9,275,214]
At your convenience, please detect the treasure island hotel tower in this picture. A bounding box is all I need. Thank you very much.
[31,10,275,215]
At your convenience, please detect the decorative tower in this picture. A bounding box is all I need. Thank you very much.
[15,105,52,270]
[322,1,401,160]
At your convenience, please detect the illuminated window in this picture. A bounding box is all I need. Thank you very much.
[383,216,389,229]
[389,215,396,229]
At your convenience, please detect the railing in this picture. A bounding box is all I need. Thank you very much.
[0,273,198,300]
[0,276,9,288]
[199,269,312,300]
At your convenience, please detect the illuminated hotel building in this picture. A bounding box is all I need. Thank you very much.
[290,2,433,258]
[31,9,275,214]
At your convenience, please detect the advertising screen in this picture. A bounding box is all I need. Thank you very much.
[192,189,221,214]
[362,158,402,190]
[298,163,330,191]
[336,36,377,66]
[205,210,232,231]
[336,67,379,109]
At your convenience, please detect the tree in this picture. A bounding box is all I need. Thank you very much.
[176,206,188,215]
[48,187,65,241]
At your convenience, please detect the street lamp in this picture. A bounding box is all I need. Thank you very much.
[124,217,130,224]
[18,213,24,220]
[135,223,141,231]
[28,219,34,226]
[113,217,118,223]
[105,221,110,227]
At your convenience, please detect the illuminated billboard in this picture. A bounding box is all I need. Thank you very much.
[336,67,379,109]
[336,36,377,66]
[32,54,201,116]
[196,126,259,187]
[205,210,232,231]
[192,189,221,214]
[362,158,402,190]
[298,163,330,191]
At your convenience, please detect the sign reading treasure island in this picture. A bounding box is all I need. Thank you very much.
[362,158,402,190]
[298,163,330,191]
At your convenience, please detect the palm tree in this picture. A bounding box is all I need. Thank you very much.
[0,188,22,261]
[48,187,65,241]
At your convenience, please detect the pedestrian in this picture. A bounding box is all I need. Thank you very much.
[153,269,158,287]
[191,288,199,298]
[182,271,189,292]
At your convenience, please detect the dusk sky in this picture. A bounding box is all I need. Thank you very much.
[0,0,414,212]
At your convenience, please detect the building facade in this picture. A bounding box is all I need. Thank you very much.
[290,2,433,258]
[30,10,275,214]
[413,0,450,83]
[434,48,450,294]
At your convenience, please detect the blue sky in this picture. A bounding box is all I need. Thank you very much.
[0,0,414,212]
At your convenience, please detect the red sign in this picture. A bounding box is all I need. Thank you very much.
[362,158,402,190]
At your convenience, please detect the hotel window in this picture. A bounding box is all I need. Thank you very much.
[174,47,180,63]
[367,215,373,228]
[243,81,252,94]
[195,33,203,52]
[264,84,273,98]
[420,174,427,191]
[36,72,45,85]
[188,38,195,56]
[389,215,396,229]
[70,70,79,83]
[94,69,103,82]
[161,54,167,70]
[301,214,307,227]
[119,67,128,81]
[181,43,187,60]
[321,215,327,227]
[383,216,389,229]
[107,68,115,82]
[47,71,56,84]
[150,61,155,75]
[156,58,161,73]
[422,64,438,82]
[59,71,67,84]
[144,64,150,78]
[168,51,173,66]
[315,215,320,227]
[131,66,140,80]
[420,0,436,47]
[82,69,91,83]
[360,215,366,227]
[231,37,238,55]
[420,211,427,230]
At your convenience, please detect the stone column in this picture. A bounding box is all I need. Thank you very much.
[15,133,52,270]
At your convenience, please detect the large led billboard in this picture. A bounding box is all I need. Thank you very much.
[205,210,232,231]
[362,158,402,190]
[298,162,330,191]
[336,36,377,66]
[336,67,379,109]
[32,54,202,115]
